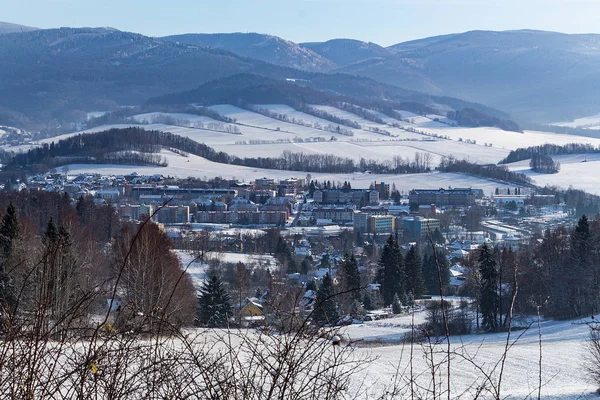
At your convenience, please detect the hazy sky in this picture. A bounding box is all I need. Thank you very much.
[2,0,600,46]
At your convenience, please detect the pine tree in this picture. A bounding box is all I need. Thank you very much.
[479,243,499,331]
[377,236,405,306]
[197,275,233,327]
[314,272,339,326]
[405,245,425,299]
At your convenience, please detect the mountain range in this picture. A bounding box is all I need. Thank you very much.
[165,30,600,123]
[1,22,599,131]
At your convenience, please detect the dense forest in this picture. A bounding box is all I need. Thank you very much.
[86,104,235,128]
[458,215,600,322]
[438,156,533,186]
[500,143,600,164]
[447,108,523,133]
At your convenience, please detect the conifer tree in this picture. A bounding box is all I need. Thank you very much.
[338,254,361,302]
[422,251,450,295]
[405,245,425,299]
[363,292,373,311]
[478,243,499,331]
[377,236,405,306]
[198,275,233,327]
[314,272,339,325]
[0,202,19,312]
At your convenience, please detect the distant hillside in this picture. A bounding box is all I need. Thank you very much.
[386,33,459,53]
[0,26,524,134]
[339,30,600,123]
[300,39,392,66]
[165,33,335,72]
[148,73,522,132]
[0,27,312,131]
[0,21,38,35]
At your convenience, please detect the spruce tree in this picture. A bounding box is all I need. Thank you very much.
[0,202,19,256]
[405,245,425,299]
[478,243,499,331]
[197,275,233,327]
[338,254,361,301]
[0,203,19,313]
[391,294,403,314]
[314,272,339,326]
[377,236,405,306]
[570,215,593,316]
[363,292,373,311]
[423,251,450,295]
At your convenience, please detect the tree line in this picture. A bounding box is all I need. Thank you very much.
[438,155,533,186]
[8,127,436,175]
[447,108,522,133]
[500,143,600,164]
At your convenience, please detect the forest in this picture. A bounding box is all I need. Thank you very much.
[500,142,600,164]
[438,155,533,186]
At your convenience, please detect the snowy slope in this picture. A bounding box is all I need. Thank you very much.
[62,149,515,194]
[353,317,596,399]
[554,112,600,129]
[507,153,600,194]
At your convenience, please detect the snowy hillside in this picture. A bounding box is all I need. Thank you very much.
[507,153,600,194]
[13,102,600,193]
[351,314,597,399]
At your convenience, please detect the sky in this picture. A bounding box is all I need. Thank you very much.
[2,0,600,46]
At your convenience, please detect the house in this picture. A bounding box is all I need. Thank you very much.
[239,298,265,327]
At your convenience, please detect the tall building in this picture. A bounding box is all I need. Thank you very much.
[403,217,441,239]
[368,215,396,234]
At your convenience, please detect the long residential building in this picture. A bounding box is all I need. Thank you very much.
[195,210,288,225]
[408,188,482,207]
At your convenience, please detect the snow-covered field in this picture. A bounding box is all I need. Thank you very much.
[11,103,600,193]
[63,149,513,194]
[507,154,600,194]
[555,112,600,130]
[353,317,596,399]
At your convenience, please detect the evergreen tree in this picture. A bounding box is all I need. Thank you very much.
[391,294,403,314]
[478,243,499,331]
[376,236,405,306]
[300,257,312,275]
[405,245,425,299]
[197,275,233,327]
[363,292,373,311]
[313,272,339,325]
[0,202,19,256]
[320,254,331,270]
[338,254,361,301]
[423,251,450,295]
[569,215,593,316]
[0,203,19,312]
[432,228,446,244]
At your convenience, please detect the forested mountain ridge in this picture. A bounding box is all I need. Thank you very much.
[0,27,312,130]
[165,33,336,72]
[0,26,508,133]
[339,30,600,123]
[300,39,392,66]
